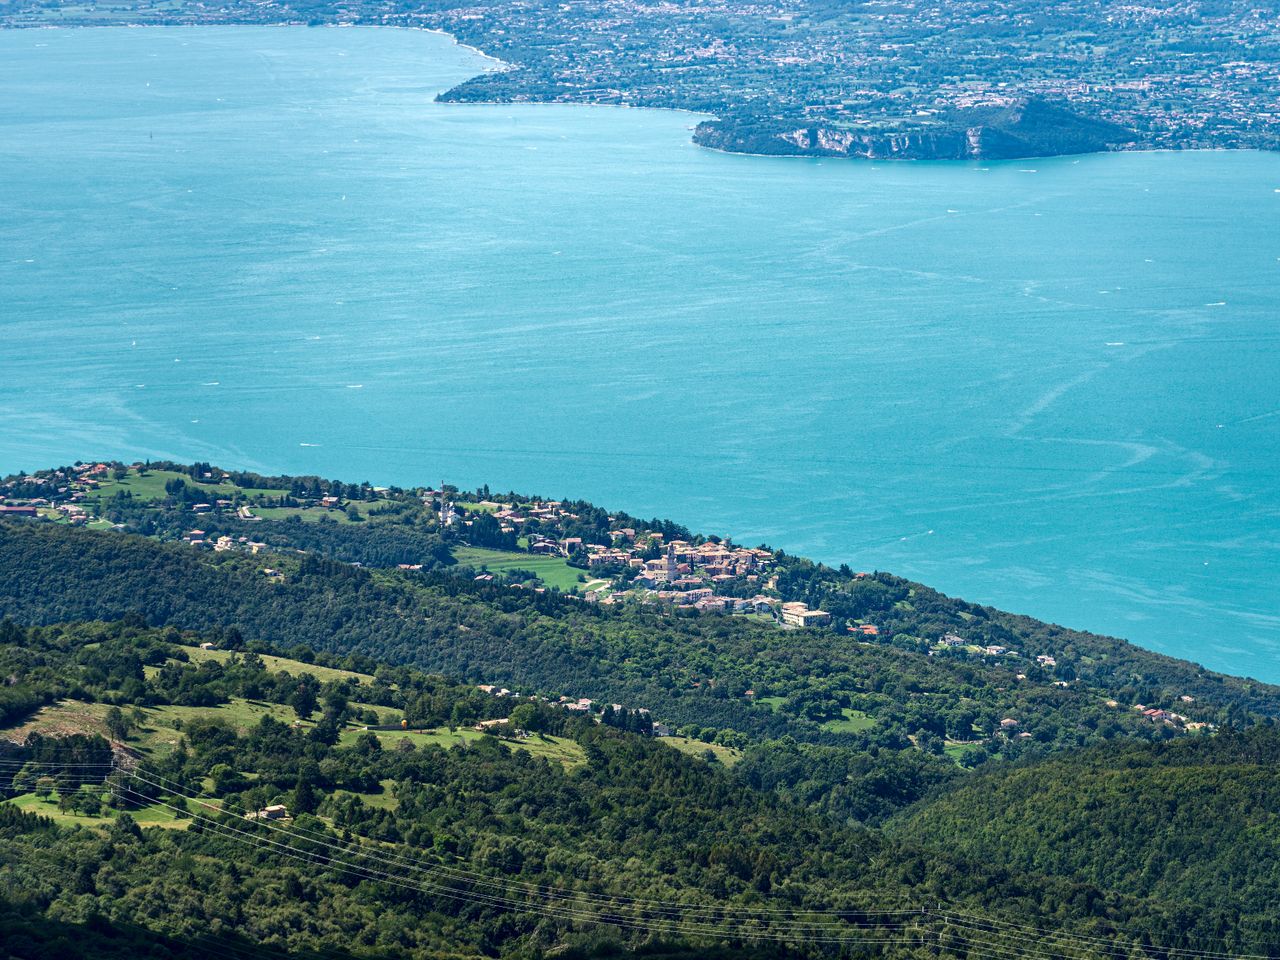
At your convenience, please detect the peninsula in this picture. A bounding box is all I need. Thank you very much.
[2,0,1277,161]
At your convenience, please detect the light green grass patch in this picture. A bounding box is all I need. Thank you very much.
[181,645,374,684]
[1,697,309,758]
[359,778,400,810]
[943,741,985,763]
[452,546,585,592]
[508,732,586,767]
[339,726,585,768]
[250,498,401,523]
[348,702,401,725]
[127,700,303,757]
[340,726,484,751]
[84,468,287,505]
[821,708,877,734]
[4,791,192,829]
[252,506,354,524]
[660,736,742,766]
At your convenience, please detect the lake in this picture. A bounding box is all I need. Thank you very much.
[1,26,1278,680]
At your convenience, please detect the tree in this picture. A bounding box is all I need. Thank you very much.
[290,684,318,722]
[508,703,540,733]
[105,706,131,742]
[293,771,318,815]
[322,690,348,722]
[211,763,248,797]
[72,784,103,817]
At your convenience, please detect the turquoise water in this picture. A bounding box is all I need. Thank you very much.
[2,27,1278,680]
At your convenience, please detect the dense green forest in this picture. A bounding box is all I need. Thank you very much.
[4,463,1280,957]
[893,730,1280,931]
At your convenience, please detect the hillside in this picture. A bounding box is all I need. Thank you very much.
[5,462,1280,956]
[0,619,1276,959]
[2,461,1279,824]
[892,729,1280,938]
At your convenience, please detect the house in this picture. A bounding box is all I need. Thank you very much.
[0,504,37,517]
[999,718,1019,729]
[245,804,288,822]
[779,603,831,628]
[199,642,216,650]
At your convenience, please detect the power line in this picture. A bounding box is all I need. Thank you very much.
[2,758,1276,959]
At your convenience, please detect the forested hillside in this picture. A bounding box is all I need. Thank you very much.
[5,463,1280,958]
[2,518,1276,827]
[2,619,1279,959]
[893,728,1280,937]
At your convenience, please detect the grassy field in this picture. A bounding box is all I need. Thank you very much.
[0,697,319,759]
[660,736,743,767]
[251,499,397,524]
[339,726,586,768]
[821,708,877,734]
[181,645,375,685]
[339,778,400,811]
[129,701,306,757]
[4,791,195,830]
[456,501,501,514]
[755,695,786,712]
[944,741,985,763]
[1,699,112,744]
[452,546,586,592]
[83,468,287,504]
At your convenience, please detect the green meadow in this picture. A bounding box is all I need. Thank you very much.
[452,546,586,592]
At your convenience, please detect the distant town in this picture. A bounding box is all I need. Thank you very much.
[4,0,1277,159]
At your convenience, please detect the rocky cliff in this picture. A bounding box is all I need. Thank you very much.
[694,99,1137,161]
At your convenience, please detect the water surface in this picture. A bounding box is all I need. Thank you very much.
[2,27,1278,679]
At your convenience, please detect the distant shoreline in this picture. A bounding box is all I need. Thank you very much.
[3,20,1274,164]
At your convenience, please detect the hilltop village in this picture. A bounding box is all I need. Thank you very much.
[0,460,1221,741]
[476,498,834,626]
